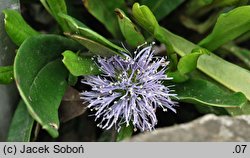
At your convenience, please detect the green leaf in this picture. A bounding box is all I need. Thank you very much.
[3,9,39,46]
[60,13,127,54]
[132,3,159,34]
[115,8,145,47]
[62,50,100,76]
[0,65,14,84]
[140,0,186,20]
[116,124,134,141]
[132,3,250,101]
[65,33,122,57]
[177,48,207,75]
[14,35,81,137]
[221,43,250,69]
[199,6,250,51]
[68,73,78,86]
[83,0,125,38]
[7,100,34,142]
[167,71,189,83]
[175,79,248,114]
[185,0,214,16]
[40,0,70,31]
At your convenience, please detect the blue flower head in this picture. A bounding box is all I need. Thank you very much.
[80,44,177,132]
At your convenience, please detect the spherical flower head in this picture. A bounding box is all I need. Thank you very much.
[80,45,177,132]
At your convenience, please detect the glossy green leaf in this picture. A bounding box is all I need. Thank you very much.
[14,35,81,137]
[132,3,250,101]
[115,8,145,47]
[199,6,250,51]
[140,0,185,20]
[0,65,14,84]
[62,50,100,76]
[83,0,125,38]
[3,10,39,46]
[175,79,247,109]
[40,0,69,31]
[177,48,207,75]
[7,100,34,142]
[116,124,134,141]
[60,13,127,54]
[65,33,122,57]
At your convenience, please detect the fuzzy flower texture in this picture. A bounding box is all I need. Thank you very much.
[80,45,177,132]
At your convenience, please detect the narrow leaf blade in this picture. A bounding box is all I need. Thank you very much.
[83,0,125,38]
[140,0,185,20]
[3,10,39,46]
[40,0,69,31]
[7,100,34,142]
[115,8,145,47]
[60,13,127,54]
[65,33,122,57]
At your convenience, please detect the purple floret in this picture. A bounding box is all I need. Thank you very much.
[80,45,177,132]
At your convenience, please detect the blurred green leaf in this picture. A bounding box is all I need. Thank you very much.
[40,0,70,31]
[199,6,250,51]
[83,0,125,38]
[221,43,250,69]
[178,48,207,75]
[0,65,14,84]
[186,0,247,17]
[3,10,39,46]
[60,13,127,55]
[140,0,185,20]
[115,8,145,47]
[175,79,247,110]
[7,100,34,142]
[116,124,134,141]
[132,3,250,101]
[62,50,100,76]
[14,35,81,137]
[185,0,213,16]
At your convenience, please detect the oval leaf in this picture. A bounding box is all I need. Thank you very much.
[14,35,81,137]
[199,6,250,51]
[0,65,14,84]
[3,10,39,46]
[7,100,34,142]
[62,50,100,76]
